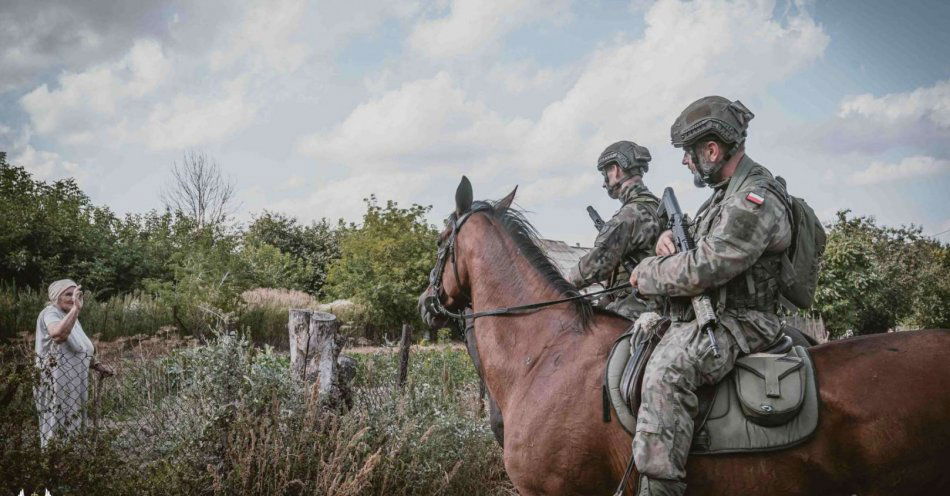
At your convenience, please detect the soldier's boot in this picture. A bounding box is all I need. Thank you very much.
[636,475,686,496]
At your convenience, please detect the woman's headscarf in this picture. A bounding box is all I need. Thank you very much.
[48,279,78,304]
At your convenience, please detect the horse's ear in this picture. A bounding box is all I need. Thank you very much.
[497,186,518,210]
[455,176,473,215]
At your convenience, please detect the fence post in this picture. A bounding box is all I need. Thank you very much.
[398,323,412,389]
[289,309,342,401]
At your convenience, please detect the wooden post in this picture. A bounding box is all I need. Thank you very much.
[289,309,311,379]
[398,323,412,389]
[289,309,342,400]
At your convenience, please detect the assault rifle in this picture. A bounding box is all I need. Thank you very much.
[656,188,721,357]
[586,205,637,274]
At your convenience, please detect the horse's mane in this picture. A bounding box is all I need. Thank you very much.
[474,199,594,331]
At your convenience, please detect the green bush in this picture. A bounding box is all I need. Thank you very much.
[325,197,439,341]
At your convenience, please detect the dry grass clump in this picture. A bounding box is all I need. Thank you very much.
[241,288,317,309]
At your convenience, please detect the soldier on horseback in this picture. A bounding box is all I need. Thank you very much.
[568,141,662,320]
[628,97,794,495]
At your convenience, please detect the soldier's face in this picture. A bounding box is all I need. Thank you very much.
[601,163,625,198]
[682,150,706,188]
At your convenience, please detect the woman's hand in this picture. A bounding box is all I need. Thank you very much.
[73,285,84,312]
[92,362,115,377]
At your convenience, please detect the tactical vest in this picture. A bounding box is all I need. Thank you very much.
[675,160,789,318]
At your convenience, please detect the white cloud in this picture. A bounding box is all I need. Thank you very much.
[849,155,949,186]
[0,126,81,181]
[839,79,950,129]
[19,34,260,152]
[486,59,567,94]
[517,173,596,207]
[136,78,257,151]
[208,0,309,74]
[305,0,829,176]
[14,0,427,155]
[293,0,830,225]
[297,72,531,168]
[408,0,571,59]
[267,171,439,223]
[515,0,830,171]
[20,39,171,144]
[0,0,170,92]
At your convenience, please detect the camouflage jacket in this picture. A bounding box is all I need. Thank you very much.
[569,182,661,289]
[633,156,792,352]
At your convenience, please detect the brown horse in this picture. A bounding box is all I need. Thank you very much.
[419,178,950,496]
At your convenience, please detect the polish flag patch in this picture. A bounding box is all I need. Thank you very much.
[745,192,765,205]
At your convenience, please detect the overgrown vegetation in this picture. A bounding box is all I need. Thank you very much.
[0,152,437,343]
[0,334,512,495]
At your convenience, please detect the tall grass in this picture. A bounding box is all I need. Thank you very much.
[0,284,174,342]
[0,286,315,349]
[0,334,512,495]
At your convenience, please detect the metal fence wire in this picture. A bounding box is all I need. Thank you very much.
[24,343,252,464]
[34,350,95,448]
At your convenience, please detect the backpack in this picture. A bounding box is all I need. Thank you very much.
[775,177,826,309]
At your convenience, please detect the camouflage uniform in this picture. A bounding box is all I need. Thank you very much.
[569,181,662,319]
[631,154,793,487]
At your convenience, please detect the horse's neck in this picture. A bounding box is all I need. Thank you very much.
[467,230,593,408]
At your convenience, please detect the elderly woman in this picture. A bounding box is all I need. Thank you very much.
[34,279,111,447]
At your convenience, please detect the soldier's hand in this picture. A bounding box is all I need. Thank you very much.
[655,230,676,256]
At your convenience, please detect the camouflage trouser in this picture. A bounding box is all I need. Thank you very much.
[631,319,772,481]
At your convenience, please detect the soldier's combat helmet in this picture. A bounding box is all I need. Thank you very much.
[670,96,754,155]
[597,140,652,176]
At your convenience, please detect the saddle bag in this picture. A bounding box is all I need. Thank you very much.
[734,353,806,426]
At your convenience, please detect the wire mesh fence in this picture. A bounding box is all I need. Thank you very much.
[7,334,286,467]
[33,350,95,449]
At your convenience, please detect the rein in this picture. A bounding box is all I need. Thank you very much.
[461,283,631,320]
[424,203,632,324]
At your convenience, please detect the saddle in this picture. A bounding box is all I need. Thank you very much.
[603,318,820,454]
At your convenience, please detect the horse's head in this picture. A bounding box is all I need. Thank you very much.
[418,176,517,330]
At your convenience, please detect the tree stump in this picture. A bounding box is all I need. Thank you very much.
[289,309,342,401]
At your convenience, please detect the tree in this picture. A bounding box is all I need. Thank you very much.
[244,211,341,296]
[145,227,245,339]
[814,210,949,338]
[237,241,308,291]
[162,151,237,230]
[324,197,438,339]
[0,153,119,292]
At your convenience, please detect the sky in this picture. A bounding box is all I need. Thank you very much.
[1,0,948,245]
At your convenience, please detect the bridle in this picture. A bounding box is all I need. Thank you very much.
[424,202,491,321]
[423,203,631,325]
